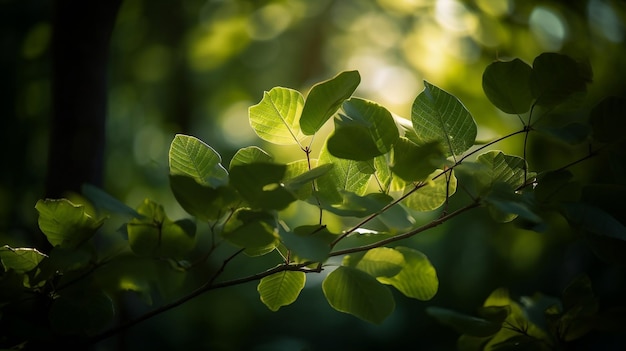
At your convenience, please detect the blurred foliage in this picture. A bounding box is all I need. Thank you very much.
[1,0,626,350]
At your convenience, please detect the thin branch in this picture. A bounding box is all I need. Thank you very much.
[329,201,480,257]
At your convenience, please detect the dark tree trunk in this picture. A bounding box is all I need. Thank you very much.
[45,0,123,198]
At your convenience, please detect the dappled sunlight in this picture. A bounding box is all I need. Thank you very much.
[529,6,569,51]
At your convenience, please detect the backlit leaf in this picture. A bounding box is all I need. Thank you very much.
[0,246,47,273]
[301,70,361,135]
[377,247,438,300]
[249,87,305,145]
[258,270,306,311]
[169,134,228,188]
[322,266,395,324]
[411,81,477,158]
[316,142,371,204]
[229,146,273,169]
[354,247,405,278]
[36,199,103,249]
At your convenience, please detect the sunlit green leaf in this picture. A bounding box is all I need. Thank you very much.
[258,270,306,311]
[411,81,477,157]
[482,58,533,114]
[229,146,273,169]
[222,209,278,256]
[230,163,296,210]
[322,266,395,324]
[35,199,103,249]
[0,246,47,274]
[316,142,371,204]
[354,247,405,278]
[170,175,238,221]
[590,96,626,143]
[427,306,502,337]
[377,247,438,300]
[249,87,305,145]
[301,70,361,135]
[391,138,446,182]
[530,52,592,107]
[327,98,399,160]
[402,170,457,211]
[169,134,229,188]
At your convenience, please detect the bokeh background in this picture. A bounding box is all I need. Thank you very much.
[2,0,626,350]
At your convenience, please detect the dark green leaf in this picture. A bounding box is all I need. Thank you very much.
[322,266,395,324]
[170,175,238,221]
[316,143,371,204]
[530,53,592,107]
[426,306,502,337]
[327,98,399,160]
[590,96,626,143]
[482,58,534,114]
[411,81,477,157]
[283,163,334,194]
[561,202,626,241]
[81,184,142,218]
[534,123,590,145]
[230,163,296,210]
[222,209,278,256]
[281,225,333,262]
[301,70,361,135]
[391,138,446,182]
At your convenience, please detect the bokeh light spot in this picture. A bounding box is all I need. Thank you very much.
[529,6,568,51]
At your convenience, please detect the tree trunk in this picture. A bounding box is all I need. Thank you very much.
[45,0,123,198]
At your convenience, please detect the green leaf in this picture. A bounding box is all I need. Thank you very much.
[127,199,196,258]
[402,170,457,211]
[35,199,103,249]
[301,70,361,135]
[534,123,590,145]
[561,202,626,241]
[316,142,371,204]
[249,87,305,145]
[377,247,438,300]
[169,134,228,188]
[327,98,399,160]
[222,209,278,256]
[353,247,405,278]
[283,163,334,194]
[229,146,273,169]
[258,270,306,311]
[411,81,477,158]
[482,58,533,114]
[391,138,446,182]
[322,266,395,324]
[281,225,333,262]
[530,52,592,107]
[0,246,47,273]
[230,163,296,210]
[427,306,502,337]
[484,183,541,224]
[81,184,142,218]
[475,151,527,194]
[318,191,391,218]
[282,159,314,200]
[590,96,626,143]
[170,175,238,221]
